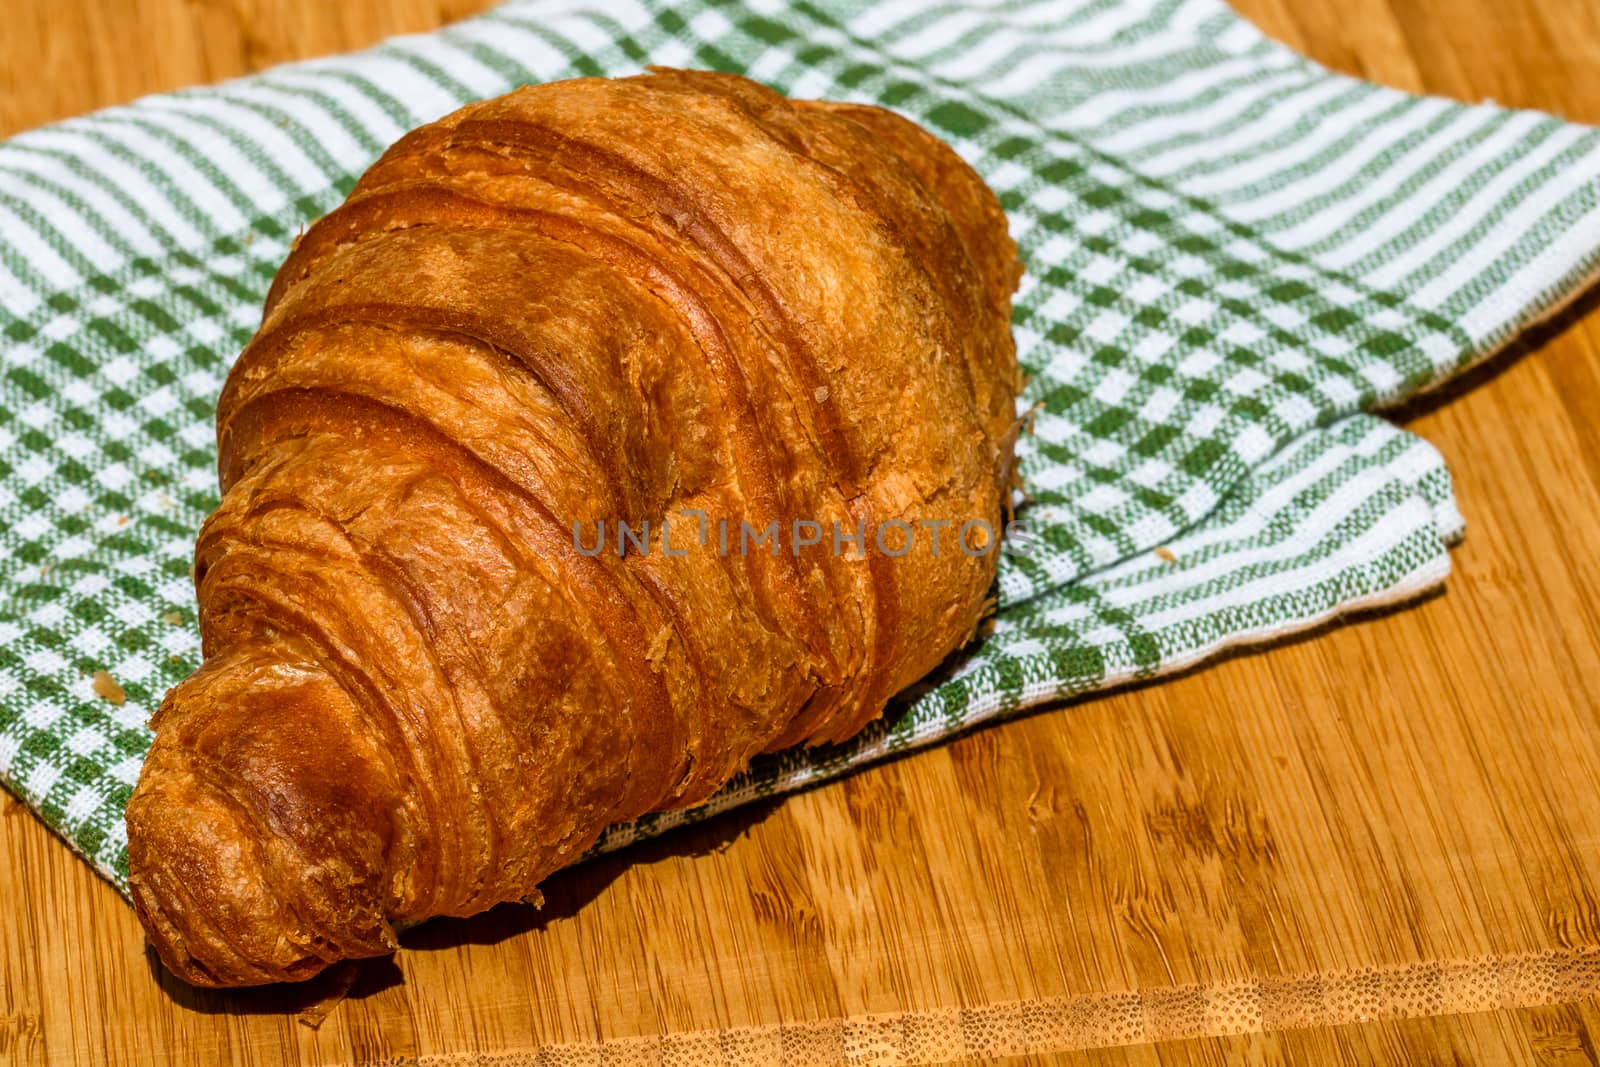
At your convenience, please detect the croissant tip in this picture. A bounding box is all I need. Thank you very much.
[126,797,327,987]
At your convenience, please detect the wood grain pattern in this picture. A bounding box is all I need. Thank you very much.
[2,0,1599,1063]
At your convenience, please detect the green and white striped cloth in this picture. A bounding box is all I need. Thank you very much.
[1,0,1596,892]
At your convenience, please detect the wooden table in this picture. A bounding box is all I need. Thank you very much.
[3,1,1600,1063]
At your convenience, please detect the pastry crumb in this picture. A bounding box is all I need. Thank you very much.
[1154,546,1177,563]
[1024,399,1046,437]
[645,625,672,670]
[161,611,184,626]
[814,385,829,403]
[92,670,126,706]
[295,961,359,1030]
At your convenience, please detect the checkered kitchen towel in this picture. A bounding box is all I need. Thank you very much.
[1,0,1597,890]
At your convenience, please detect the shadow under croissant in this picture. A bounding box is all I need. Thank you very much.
[142,795,785,1017]
[139,580,1459,1018]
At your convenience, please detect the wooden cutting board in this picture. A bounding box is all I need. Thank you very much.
[3,0,1600,1063]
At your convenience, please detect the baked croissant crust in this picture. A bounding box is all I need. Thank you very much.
[125,69,1021,987]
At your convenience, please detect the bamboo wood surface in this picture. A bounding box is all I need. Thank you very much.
[3,0,1600,1063]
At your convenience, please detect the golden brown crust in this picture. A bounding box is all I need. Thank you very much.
[125,71,1020,986]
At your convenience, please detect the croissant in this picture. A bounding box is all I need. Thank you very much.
[124,69,1021,986]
